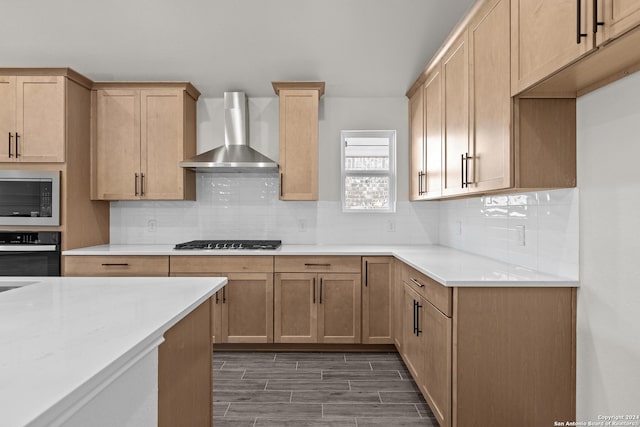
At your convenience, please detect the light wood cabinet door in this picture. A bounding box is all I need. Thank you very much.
[94,89,141,199]
[92,84,197,201]
[274,273,318,343]
[141,89,186,199]
[408,87,424,201]
[274,82,323,201]
[422,301,452,427]
[0,75,65,163]
[318,273,361,344]
[511,0,593,94]
[423,66,443,199]
[442,32,470,197]
[221,272,274,343]
[402,283,425,386]
[16,76,65,163]
[0,76,16,161]
[362,257,393,344]
[598,0,640,44]
[469,0,512,194]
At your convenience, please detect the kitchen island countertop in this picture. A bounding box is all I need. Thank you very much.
[63,244,578,287]
[0,276,226,427]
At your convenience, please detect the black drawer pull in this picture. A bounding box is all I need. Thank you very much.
[101,263,129,267]
[305,263,331,267]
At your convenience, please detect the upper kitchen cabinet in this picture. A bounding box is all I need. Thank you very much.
[91,82,199,201]
[441,31,470,198]
[0,73,68,163]
[510,0,594,95]
[513,0,640,96]
[272,81,324,201]
[407,0,576,200]
[409,65,442,201]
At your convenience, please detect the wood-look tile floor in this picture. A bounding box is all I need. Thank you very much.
[213,351,438,426]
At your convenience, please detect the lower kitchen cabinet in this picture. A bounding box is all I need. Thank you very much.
[402,283,425,386]
[362,257,394,344]
[422,298,452,427]
[170,256,274,344]
[274,272,361,344]
[222,272,274,343]
[63,255,169,276]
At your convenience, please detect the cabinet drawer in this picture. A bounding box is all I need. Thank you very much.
[63,256,169,276]
[403,265,452,317]
[275,256,361,273]
[170,256,274,273]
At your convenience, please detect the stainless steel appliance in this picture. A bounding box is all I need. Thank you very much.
[179,92,279,173]
[0,231,61,276]
[174,240,282,250]
[0,170,60,226]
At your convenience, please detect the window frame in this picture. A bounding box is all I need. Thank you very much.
[340,129,397,213]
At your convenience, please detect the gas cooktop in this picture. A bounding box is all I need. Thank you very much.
[174,240,282,250]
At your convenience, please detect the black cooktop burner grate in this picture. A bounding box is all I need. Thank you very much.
[174,240,282,250]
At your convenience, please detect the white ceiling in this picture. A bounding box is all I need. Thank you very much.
[1,0,475,97]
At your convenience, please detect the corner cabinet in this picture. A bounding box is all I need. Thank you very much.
[362,257,394,344]
[91,83,199,201]
[0,74,66,163]
[272,81,324,201]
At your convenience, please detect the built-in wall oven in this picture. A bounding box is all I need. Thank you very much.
[0,232,61,276]
[0,170,60,226]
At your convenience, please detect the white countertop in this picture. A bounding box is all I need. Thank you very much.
[63,244,578,287]
[0,276,226,427]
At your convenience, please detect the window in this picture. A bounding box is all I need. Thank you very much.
[341,130,396,212]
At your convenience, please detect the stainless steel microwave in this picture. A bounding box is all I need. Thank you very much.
[0,170,60,226]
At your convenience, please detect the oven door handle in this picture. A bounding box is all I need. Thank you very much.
[0,245,58,252]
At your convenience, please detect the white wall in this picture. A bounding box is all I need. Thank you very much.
[110,96,439,245]
[576,72,640,420]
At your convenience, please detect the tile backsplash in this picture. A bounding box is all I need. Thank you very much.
[110,175,577,278]
[438,188,579,279]
[110,174,440,246]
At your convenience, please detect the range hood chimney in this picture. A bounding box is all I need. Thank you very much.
[179,92,278,173]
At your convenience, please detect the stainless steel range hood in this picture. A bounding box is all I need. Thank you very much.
[180,92,278,173]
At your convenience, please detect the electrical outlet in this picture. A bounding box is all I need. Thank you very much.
[515,225,526,246]
[455,221,462,236]
[386,220,396,232]
[298,219,307,232]
[147,219,157,233]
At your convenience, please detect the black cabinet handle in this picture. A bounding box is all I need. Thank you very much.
[312,277,316,304]
[364,260,368,287]
[593,0,604,33]
[215,291,219,304]
[134,173,139,196]
[14,133,19,157]
[141,173,145,196]
[416,302,423,336]
[418,171,424,195]
[464,152,470,187]
[100,263,129,266]
[280,173,284,197]
[413,300,418,335]
[222,286,226,303]
[319,277,323,304]
[577,0,587,43]
[461,154,465,188]
[7,133,12,158]
[305,263,331,267]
